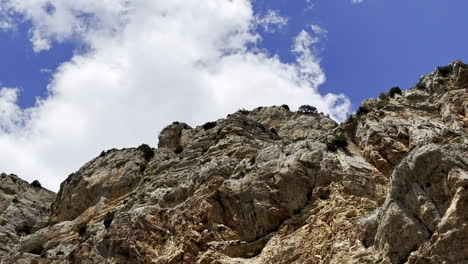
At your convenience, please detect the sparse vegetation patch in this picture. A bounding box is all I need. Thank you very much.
[379,92,388,101]
[388,87,402,98]
[438,66,453,77]
[137,144,154,160]
[31,180,42,188]
[298,105,318,115]
[29,245,47,258]
[416,81,426,90]
[326,135,348,151]
[356,106,370,116]
[16,224,33,236]
[174,145,184,154]
[103,212,116,229]
[202,121,217,130]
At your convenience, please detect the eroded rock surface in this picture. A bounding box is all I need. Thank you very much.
[0,174,55,258]
[0,61,466,264]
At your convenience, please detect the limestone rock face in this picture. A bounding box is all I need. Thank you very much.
[51,148,149,222]
[0,61,466,264]
[158,122,193,150]
[0,174,55,257]
[372,144,468,264]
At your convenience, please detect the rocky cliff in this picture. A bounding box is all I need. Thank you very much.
[0,174,55,257]
[0,61,466,264]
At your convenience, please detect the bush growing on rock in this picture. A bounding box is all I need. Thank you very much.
[416,81,426,90]
[16,224,32,236]
[379,92,388,100]
[281,104,290,111]
[377,99,389,109]
[31,180,42,188]
[104,212,115,229]
[326,135,348,151]
[298,105,318,114]
[238,108,249,115]
[270,127,278,136]
[174,145,184,154]
[29,245,47,258]
[438,66,452,77]
[388,87,402,98]
[78,224,87,236]
[137,144,154,160]
[356,106,370,115]
[202,121,217,130]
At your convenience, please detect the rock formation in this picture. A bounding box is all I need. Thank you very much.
[0,174,55,258]
[0,61,466,264]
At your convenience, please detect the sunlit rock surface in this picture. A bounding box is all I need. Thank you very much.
[1,61,466,264]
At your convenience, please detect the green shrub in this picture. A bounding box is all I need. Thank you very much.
[103,212,115,229]
[29,245,46,257]
[326,135,348,151]
[16,224,32,236]
[281,104,290,111]
[378,92,388,100]
[161,232,170,243]
[103,231,111,239]
[377,99,389,109]
[438,66,452,77]
[298,105,318,114]
[78,224,87,236]
[388,87,402,98]
[137,144,154,160]
[56,251,64,256]
[258,123,266,132]
[202,145,210,153]
[31,180,42,188]
[416,81,426,90]
[356,106,370,116]
[270,127,278,136]
[12,197,19,203]
[249,154,257,165]
[238,108,249,115]
[174,145,184,154]
[202,121,217,130]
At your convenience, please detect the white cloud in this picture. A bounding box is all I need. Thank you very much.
[310,24,328,38]
[0,88,24,132]
[255,10,288,33]
[352,0,364,4]
[0,0,351,191]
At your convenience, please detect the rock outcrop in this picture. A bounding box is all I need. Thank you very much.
[0,174,55,257]
[0,61,466,264]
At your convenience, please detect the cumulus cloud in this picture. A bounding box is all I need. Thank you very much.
[0,0,351,191]
[0,88,24,132]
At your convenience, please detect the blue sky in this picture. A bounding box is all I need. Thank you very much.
[0,0,467,190]
[2,0,468,110]
[253,0,468,106]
